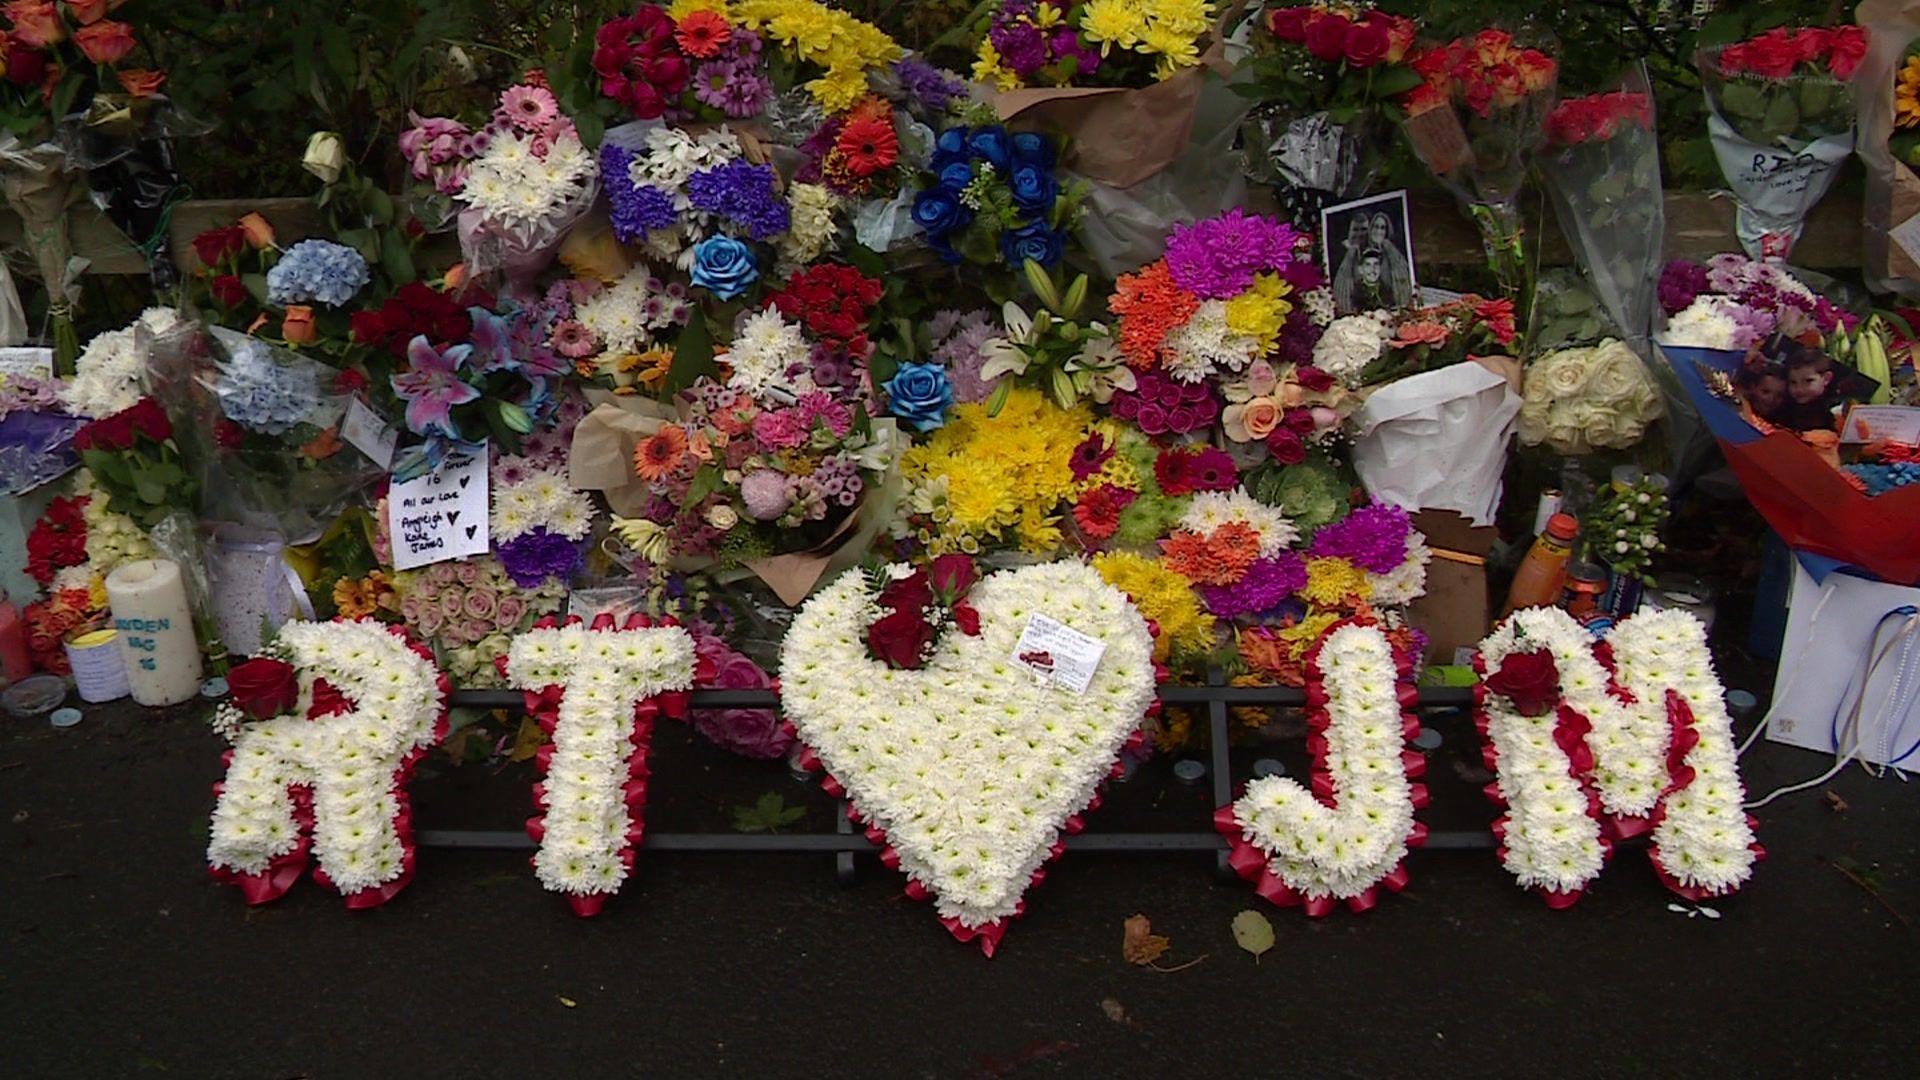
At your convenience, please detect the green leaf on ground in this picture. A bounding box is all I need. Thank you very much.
[1231,910,1274,963]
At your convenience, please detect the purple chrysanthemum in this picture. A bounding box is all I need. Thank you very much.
[1309,502,1411,575]
[1657,259,1710,315]
[1200,552,1308,617]
[496,527,585,588]
[1164,209,1304,299]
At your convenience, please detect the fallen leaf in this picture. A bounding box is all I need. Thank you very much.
[1823,791,1848,813]
[507,717,550,763]
[1099,998,1128,1025]
[1121,913,1170,966]
[1231,909,1273,962]
[1698,906,1721,920]
[557,995,577,1008]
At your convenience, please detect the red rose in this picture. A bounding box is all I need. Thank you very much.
[126,398,171,443]
[952,601,981,637]
[928,553,977,600]
[1382,15,1417,64]
[1266,427,1307,465]
[1485,649,1561,717]
[1282,407,1316,435]
[1828,25,1867,81]
[1741,30,1801,80]
[210,274,248,308]
[1296,365,1334,392]
[878,569,933,614]
[214,419,245,449]
[308,677,353,719]
[5,44,50,87]
[867,608,934,670]
[334,367,368,395]
[192,224,247,270]
[1303,11,1350,64]
[1267,6,1309,44]
[74,409,135,453]
[228,657,300,721]
[1343,17,1392,68]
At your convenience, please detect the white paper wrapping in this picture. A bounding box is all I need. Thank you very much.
[1350,361,1520,526]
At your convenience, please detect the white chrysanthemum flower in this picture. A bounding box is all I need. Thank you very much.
[726,308,810,399]
[1161,299,1259,382]
[1366,534,1431,607]
[1178,488,1298,556]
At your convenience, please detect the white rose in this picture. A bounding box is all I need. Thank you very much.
[706,504,740,530]
[303,131,347,184]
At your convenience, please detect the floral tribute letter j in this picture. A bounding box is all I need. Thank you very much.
[1215,618,1428,916]
[504,614,699,917]
[206,621,450,908]
[780,560,1158,956]
[1474,608,1763,907]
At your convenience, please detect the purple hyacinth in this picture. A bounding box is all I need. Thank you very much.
[1309,502,1412,575]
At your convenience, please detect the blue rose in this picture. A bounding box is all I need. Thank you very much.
[937,160,973,193]
[884,362,953,433]
[968,124,1011,170]
[1008,162,1057,213]
[1011,131,1055,169]
[690,235,758,301]
[930,126,970,170]
[911,187,973,241]
[1000,217,1064,269]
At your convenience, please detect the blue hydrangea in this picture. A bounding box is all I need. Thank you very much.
[215,340,323,435]
[266,239,371,308]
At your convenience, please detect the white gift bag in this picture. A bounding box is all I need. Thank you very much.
[1765,562,1920,772]
[1350,361,1520,526]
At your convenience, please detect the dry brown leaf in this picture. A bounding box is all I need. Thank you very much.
[1122,913,1170,966]
[1824,790,1848,813]
[1099,998,1128,1025]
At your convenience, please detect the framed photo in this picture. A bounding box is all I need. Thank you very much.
[1321,190,1417,315]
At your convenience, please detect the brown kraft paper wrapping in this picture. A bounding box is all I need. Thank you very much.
[1406,509,1497,664]
[987,1,1247,189]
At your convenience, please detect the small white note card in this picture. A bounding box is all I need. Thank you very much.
[1012,614,1106,695]
[1839,404,1920,445]
[0,347,54,379]
[341,397,399,468]
[388,445,489,570]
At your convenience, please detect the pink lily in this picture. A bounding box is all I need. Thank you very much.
[391,334,479,438]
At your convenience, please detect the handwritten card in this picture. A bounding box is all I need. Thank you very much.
[388,445,490,570]
[1012,614,1107,695]
[340,397,399,469]
[1840,405,1920,446]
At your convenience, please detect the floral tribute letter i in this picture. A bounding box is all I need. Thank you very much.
[1215,618,1428,916]
[504,613,699,917]
[780,559,1159,956]
[206,620,450,908]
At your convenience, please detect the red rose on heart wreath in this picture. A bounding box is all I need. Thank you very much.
[228,657,300,721]
[1485,649,1561,717]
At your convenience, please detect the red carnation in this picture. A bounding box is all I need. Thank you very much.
[228,657,300,721]
[1485,649,1560,717]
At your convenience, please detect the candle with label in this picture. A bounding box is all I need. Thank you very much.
[105,559,203,707]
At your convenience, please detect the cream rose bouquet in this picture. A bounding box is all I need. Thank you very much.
[1518,338,1664,455]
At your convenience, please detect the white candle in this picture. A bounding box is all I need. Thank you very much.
[106,559,203,707]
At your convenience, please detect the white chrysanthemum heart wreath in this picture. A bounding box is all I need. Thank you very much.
[1474,607,1762,907]
[505,613,699,917]
[780,561,1158,956]
[1215,619,1428,916]
[207,619,448,908]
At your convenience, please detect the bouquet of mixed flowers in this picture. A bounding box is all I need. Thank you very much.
[189,218,380,354]
[1398,27,1557,296]
[1235,4,1420,223]
[401,81,598,289]
[1106,208,1326,445]
[1696,24,1866,258]
[968,262,1130,415]
[1538,67,1664,355]
[591,2,774,122]
[1330,293,1517,387]
[910,124,1078,284]
[541,268,694,396]
[1656,255,1855,352]
[972,0,1215,90]
[390,554,567,687]
[69,397,191,529]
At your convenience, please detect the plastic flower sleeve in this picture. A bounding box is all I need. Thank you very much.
[1696,40,1858,260]
[142,320,383,544]
[0,135,84,370]
[1537,65,1664,357]
[55,95,210,293]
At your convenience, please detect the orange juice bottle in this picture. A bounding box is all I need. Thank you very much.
[1501,513,1579,617]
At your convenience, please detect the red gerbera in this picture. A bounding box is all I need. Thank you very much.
[834,114,898,178]
[1072,484,1137,543]
[673,9,732,59]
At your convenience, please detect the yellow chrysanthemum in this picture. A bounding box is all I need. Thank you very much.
[1223,273,1294,357]
[1300,557,1371,608]
[1032,3,1067,30]
[1276,611,1340,652]
[734,0,901,112]
[1016,505,1064,554]
[666,0,730,20]
[901,387,1091,553]
[1093,551,1215,661]
[972,40,1022,92]
[1081,0,1149,53]
[1898,55,1920,130]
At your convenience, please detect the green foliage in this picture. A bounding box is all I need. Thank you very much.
[732,792,807,833]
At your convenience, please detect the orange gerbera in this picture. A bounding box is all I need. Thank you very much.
[1162,522,1260,586]
[1110,261,1200,368]
[673,9,731,58]
[634,425,689,482]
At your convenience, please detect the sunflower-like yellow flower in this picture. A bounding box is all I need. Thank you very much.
[1223,273,1294,357]
[1898,55,1920,130]
[1300,556,1371,608]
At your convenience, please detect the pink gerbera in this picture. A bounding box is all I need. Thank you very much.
[551,319,597,358]
[500,85,560,133]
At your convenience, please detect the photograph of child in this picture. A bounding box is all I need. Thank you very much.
[1322,190,1416,314]
[1736,336,1880,432]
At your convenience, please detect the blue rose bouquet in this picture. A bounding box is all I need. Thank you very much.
[911,124,1080,277]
